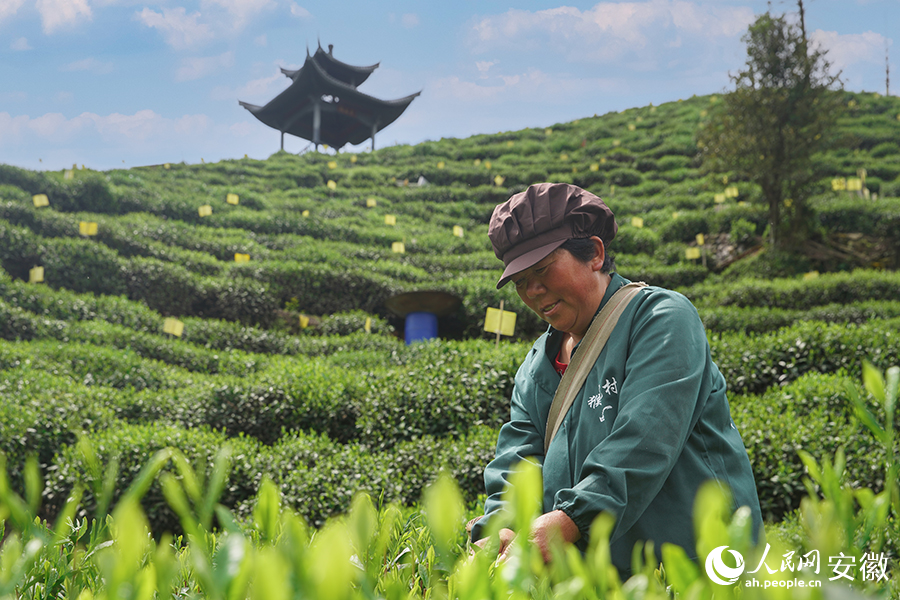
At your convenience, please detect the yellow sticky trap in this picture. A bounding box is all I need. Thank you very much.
[507,141,514,147]
[453,226,464,238]
[784,198,793,208]
[831,178,847,191]
[32,194,49,207]
[29,266,44,283]
[164,163,170,169]
[366,198,377,207]
[722,176,729,184]
[695,233,705,246]
[391,241,405,254]
[803,271,820,280]
[627,124,636,131]
[494,175,505,186]
[725,186,739,198]
[384,214,396,226]
[326,180,337,190]
[163,318,184,337]
[590,163,599,172]
[631,217,644,228]
[234,253,250,263]
[699,110,708,117]
[364,317,372,333]
[612,140,620,147]
[327,161,337,169]
[560,153,569,161]
[437,161,445,169]
[198,205,212,217]
[226,193,239,205]
[350,155,357,163]
[484,160,492,170]
[302,210,310,217]
[847,177,863,191]
[545,128,552,136]
[473,159,481,166]
[299,315,309,329]
[672,212,680,219]
[600,157,607,164]
[79,221,98,236]
[572,167,577,173]
[323,144,329,149]
[64,170,74,180]
[484,307,516,337]
[685,247,701,260]
[714,193,726,204]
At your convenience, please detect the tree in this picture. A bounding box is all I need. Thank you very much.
[698,1,842,250]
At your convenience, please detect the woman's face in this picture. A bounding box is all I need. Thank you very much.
[511,237,607,340]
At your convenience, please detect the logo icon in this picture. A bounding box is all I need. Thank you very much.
[705,546,745,585]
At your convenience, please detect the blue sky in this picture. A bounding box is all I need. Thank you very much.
[0,0,896,171]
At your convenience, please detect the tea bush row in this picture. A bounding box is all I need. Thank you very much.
[28,367,893,533]
[688,268,900,309]
[699,299,900,333]
[710,317,900,395]
[41,421,498,533]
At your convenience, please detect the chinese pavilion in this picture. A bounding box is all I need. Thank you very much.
[239,44,420,151]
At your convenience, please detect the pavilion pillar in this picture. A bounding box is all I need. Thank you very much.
[313,99,321,151]
[371,121,377,151]
[280,131,284,151]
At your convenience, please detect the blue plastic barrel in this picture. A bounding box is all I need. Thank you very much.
[404,311,438,344]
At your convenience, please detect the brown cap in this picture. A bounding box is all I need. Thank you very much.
[488,182,617,289]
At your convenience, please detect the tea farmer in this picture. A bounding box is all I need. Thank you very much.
[469,182,762,573]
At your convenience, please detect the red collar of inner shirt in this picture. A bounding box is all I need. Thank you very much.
[553,349,568,376]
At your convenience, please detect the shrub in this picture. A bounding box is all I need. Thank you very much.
[43,423,265,534]
[709,317,900,395]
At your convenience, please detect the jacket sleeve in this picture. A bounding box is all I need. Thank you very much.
[551,291,712,542]
[470,354,546,541]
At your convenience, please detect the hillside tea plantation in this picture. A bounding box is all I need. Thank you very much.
[1,90,900,598]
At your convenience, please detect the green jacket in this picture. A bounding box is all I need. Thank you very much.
[471,274,762,572]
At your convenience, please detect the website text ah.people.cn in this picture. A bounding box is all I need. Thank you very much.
[706,543,891,588]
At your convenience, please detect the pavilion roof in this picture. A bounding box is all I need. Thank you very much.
[280,44,379,87]
[240,50,419,149]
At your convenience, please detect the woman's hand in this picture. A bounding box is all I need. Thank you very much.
[529,510,581,563]
[472,510,580,563]
[473,527,516,559]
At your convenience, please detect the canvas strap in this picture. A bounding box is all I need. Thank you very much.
[543,281,648,454]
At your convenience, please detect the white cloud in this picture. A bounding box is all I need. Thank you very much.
[175,51,234,81]
[430,69,616,105]
[475,60,496,77]
[289,3,310,19]
[0,0,26,24]
[212,71,282,100]
[0,91,28,102]
[401,12,418,28]
[471,1,754,61]
[0,109,212,145]
[136,6,214,49]
[11,37,31,50]
[61,57,114,73]
[811,30,887,73]
[202,0,274,29]
[35,0,92,33]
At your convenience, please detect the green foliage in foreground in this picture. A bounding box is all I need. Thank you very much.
[1,364,899,600]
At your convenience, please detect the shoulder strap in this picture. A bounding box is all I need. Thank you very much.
[544,281,647,454]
